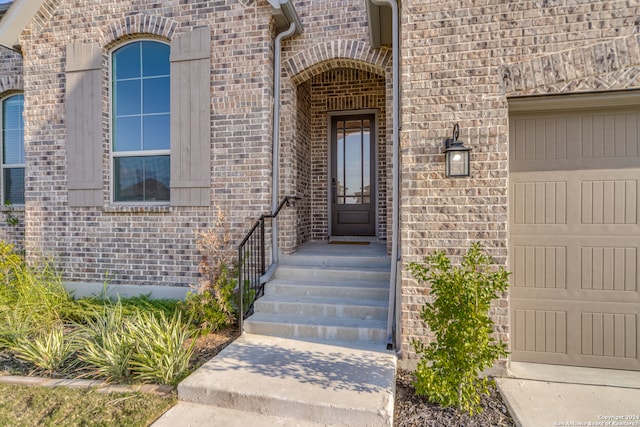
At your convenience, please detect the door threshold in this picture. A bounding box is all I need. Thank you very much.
[329,236,379,243]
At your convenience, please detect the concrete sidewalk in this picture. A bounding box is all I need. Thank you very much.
[496,362,640,427]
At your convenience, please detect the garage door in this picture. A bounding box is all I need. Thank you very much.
[509,92,640,370]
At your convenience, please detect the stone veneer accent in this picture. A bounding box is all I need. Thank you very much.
[502,34,640,95]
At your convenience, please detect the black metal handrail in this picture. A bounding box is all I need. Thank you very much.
[237,195,299,331]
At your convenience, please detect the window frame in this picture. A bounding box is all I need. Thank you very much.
[1,92,25,206]
[109,38,171,205]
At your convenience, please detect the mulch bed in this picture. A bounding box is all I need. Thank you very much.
[187,327,240,370]
[394,370,514,427]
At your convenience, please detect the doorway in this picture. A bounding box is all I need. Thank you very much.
[330,114,376,236]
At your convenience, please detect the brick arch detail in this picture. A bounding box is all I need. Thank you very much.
[99,14,178,48]
[502,34,640,96]
[28,0,63,37]
[0,75,23,94]
[286,40,391,85]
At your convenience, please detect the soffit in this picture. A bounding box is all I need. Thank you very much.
[365,0,392,49]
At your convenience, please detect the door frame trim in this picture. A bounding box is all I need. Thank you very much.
[326,109,379,238]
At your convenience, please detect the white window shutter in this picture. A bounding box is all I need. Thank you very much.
[170,26,211,207]
[65,43,103,207]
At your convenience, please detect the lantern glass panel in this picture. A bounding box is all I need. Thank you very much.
[446,150,469,177]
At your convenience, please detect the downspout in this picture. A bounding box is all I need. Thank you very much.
[370,0,400,351]
[271,21,297,265]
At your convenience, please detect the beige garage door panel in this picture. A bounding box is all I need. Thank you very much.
[510,170,640,236]
[510,107,640,173]
[509,99,640,370]
[510,235,640,303]
[511,298,639,370]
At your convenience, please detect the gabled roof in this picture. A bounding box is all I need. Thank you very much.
[0,0,47,50]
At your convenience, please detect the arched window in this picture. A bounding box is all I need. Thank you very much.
[1,94,24,205]
[112,40,170,202]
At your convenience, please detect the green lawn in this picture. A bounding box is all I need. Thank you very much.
[0,384,175,427]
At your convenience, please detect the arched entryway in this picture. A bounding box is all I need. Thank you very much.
[279,57,391,252]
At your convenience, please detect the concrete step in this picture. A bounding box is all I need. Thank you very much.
[274,265,390,283]
[265,279,389,301]
[243,313,388,345]
[280,253,391,269]
[254,294,388,321]
[176,334,395,427]
[153,402,329,427]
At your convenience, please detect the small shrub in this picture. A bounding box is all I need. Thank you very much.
[408,242,510,415]
[180,208,238,332]
[129,311,196,385]
[11,327,78,375]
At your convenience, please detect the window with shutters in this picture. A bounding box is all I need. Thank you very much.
[1,94,25,205]
[111,40,170,203]
[66,28,211,208]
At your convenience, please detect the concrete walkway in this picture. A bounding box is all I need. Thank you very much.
[153,333,396,426]
[496,362,640,427]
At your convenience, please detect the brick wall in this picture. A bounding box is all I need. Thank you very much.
[399,0,640,362]
[20,0,274,287]
[294,79,312,247]
[17,0,391,288]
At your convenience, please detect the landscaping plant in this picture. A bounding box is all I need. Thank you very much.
[11,327,78,375]
[0,241,74,331]
[76,304,135,382]
[180,208,238,332]
[408,242,510,415]
[129,311,196,385]
[0,240,200,385]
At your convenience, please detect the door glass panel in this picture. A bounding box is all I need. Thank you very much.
[337,122,345,204]
[335,118,372,206]
[344,121,363,204]
[362,121,370,198]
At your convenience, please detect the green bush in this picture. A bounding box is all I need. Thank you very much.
[0,241,74,329]
[408,242,510,415]
[179,261,238,333]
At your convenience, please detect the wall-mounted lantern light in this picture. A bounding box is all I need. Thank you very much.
[443,123,471,177]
